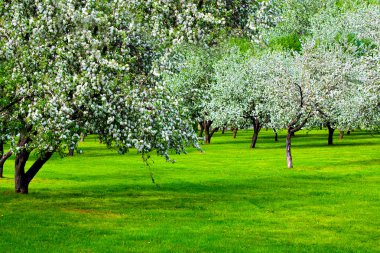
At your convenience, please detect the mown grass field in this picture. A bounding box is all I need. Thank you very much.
[0,129,379,252]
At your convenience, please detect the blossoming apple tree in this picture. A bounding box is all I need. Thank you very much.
[0,0,202,193]
[210,47,271,148]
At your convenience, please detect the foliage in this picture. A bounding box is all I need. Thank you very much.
[210,46,270,130]
[0,1,204,160]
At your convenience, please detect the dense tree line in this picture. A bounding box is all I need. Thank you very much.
[165,1,380,168]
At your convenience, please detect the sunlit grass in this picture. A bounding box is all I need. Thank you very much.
[0,129,379,252]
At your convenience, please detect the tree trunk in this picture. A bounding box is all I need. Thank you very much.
[15,151,53,194]
[203,120,218,144]
[273,129,278,142]
[0,150,13,178]
[199,121,204,137]
[14,136,53,194]
[14,138,30,193]
[286,131,293,169]
[232,128,238,139]
[250,119,261,149]
[0,140,3,177]
[0,140,3,156]
[68,147,74,156]
[203,121,210,144]
[221,125,227,134]
[347,130,351,135]
[339,130,344,140]
[80,133,86,142]
[327,123,335,145]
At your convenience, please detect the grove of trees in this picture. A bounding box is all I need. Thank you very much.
[1,0,379,193]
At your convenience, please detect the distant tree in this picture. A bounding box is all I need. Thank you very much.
[262,51,315,168]
[163,45,220,144]
[301,41,361,145]
[211,46,270,149]
[309,4,380,139]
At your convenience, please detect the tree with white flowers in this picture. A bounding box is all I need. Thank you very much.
[308,4,380,141]
[163,45,221,144]
[211,46,271,148]
[0,1,200,193]
[300,41,361,145]
[261,51,315,168]
[0,61,17,177]
[1,0,276,193]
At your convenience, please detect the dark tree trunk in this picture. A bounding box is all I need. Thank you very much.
[98,129,104,144]
[339,130,344,140]
[250,119,261,149]
[327,123,335,145]
[273,129,278,142]
[347,130,351,135]
[0,140,3,177]
[199,121,204,137]
[0,150,13,178]
[221,125,227,134]
[68,147,74,156]
[286,131,293,169]
[14,136,53,194]
[203,120,218,144]
[14,137,30,193]
[232,128,238,139]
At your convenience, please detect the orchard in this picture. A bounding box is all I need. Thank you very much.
[1,0,379,190]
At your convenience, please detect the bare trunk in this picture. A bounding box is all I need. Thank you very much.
[203,120,218,144]
[199,121,204,137]
[286,131,293,169]
[327,123,335,145]
[232,128,238,139]
[204,121,211,144]
[98,129,104,144]
[80,133,86,142]
[14,137,30,193]
[221,125,227,134]
[250,119,261,149]
[347,130,351,135]
[0,150,13,178]
[0,141,3,178]
[339,130,344,140]
[68,147,74,156]
[14,135,53,194]
[273,129,278,142]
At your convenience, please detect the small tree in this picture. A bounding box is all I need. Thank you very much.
[263,51,315,168]
[163,45,221,144]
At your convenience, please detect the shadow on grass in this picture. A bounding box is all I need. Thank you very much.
[12,173,363,213]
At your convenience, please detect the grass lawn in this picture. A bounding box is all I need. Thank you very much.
[0,129,379,252]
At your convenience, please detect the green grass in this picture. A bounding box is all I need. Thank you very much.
[0,129,379,252]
